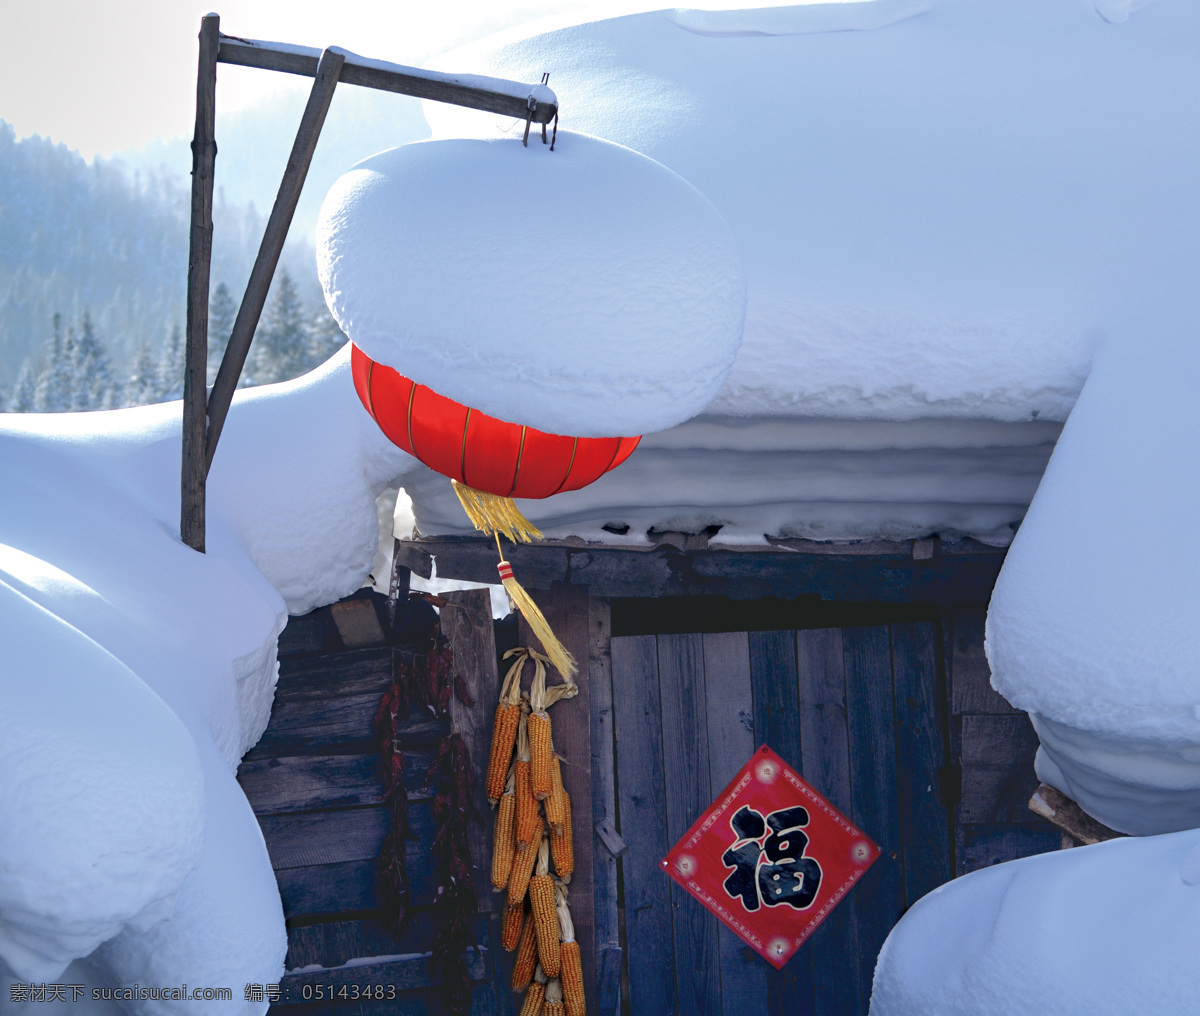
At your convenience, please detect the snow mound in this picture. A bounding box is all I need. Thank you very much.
[667,0,933,37]
[0,580,203,980]
[870,829,1200,1015]
[317,133,746,437]
[986,326,1200,834]
[0,348,415,1009]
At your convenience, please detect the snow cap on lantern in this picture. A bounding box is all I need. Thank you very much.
[316,131,747,438]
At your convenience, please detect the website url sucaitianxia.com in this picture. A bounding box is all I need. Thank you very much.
[9,984,234,1003]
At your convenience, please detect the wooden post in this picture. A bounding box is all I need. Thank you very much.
[204,47,345,473]
[181,14,219,552]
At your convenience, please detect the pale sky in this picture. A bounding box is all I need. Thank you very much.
[1,0,776,159]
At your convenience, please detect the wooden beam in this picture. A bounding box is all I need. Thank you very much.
[587,597,624,1016]
[1028,783,1123,845]
[441,588,503,911]
[397,537,1006,605]
[204,46,345,472]
[217,34,558,124]
[180,14,220,552]
[329,597,389,648]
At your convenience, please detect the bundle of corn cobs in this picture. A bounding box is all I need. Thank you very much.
[487,647,584,1016]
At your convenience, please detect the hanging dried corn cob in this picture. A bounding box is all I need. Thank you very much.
[512,908,539,992]
[491,766,517,890]
[508,820,543,907]
[556,884,584,1016]
[486,650,528,803]
[519,966,547,1016]
[545,754,567,835]
[502,900,525,952]
[529,836,560,978]
[550,790,573,881]
[514,713,539,849]
[542,978,566,1016]
[528,653,554,800]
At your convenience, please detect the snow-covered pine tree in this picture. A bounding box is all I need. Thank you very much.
[125,342,158,407]
[208,281,237,384]
[10,360,38,412]
[251,266,309,384]
[35,313,80,412]
[74,310,115,409]
[155,324,185,401]
[309,302,347,367]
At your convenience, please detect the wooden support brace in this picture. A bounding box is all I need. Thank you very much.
[180,14,220,552]
[179,20,558,553]
[204,46,345,473]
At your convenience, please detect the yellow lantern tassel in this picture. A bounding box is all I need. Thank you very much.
[497,559,577,681]
[453,480,542,544]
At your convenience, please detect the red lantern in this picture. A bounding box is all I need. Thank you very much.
[351,344,640,499]
[351,344,643,678]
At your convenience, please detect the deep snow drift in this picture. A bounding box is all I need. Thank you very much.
[871,326,1200,1016]
[0,348,412,1011]
[985,328,1200,836]
[869,828,1200,1016]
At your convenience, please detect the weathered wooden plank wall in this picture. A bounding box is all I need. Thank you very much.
[240,563,1057,1016]
[238,589,501,1015]
[610,634,675,1016]
[608,617,991,1016]
[793,628,858,1016]
[946,607,1060,872]
[588,599,624,1016]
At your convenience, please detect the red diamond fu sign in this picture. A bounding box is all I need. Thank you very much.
[661,744,880,970]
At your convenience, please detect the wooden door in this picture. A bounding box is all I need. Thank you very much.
[609,622,953,1016]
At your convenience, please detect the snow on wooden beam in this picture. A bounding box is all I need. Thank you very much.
[217,34,559,124]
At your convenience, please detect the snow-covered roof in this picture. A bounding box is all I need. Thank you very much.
[424,0,1200,423]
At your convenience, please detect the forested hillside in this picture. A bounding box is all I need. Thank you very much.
[0,121,342,411]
